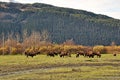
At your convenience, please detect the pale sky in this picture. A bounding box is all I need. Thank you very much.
[0,0,120,19]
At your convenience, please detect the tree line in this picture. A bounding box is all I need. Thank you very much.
[0,30,119,55]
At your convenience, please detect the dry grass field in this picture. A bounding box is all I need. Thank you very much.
[0,54,120,80]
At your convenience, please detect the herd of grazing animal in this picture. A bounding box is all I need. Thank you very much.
[76,50,101,58]
[24,46,117,58]
[24,46,103,58]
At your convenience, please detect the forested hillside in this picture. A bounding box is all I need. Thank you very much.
[0,2,120,45]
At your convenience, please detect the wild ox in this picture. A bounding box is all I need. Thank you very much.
[24,51,40,58]
[76,51,84,58]
[46,51,55,57]
[93,51,101,58]
[59,51,71,57]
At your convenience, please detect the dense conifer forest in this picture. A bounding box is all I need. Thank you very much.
[0,2,120,45]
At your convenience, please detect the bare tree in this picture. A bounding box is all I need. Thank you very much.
[5,32,18,54]
[111,41,116,46]
[15,33,20,43]
[41,30,51,42]
[2,32,5,55]
[63,38,75,45]
[22,29,28,41]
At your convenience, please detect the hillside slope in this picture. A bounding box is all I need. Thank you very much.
[0,2,120,45]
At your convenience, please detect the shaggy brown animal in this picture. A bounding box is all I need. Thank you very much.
[47,52,55,57]
[113,53,117,56]
[59,51,71,57]
[24,51,40,58]
[46,50,60,57]
[88,54,94,58]
[85,51,94,58]
[76,51,84,58]
[93,52,101,58]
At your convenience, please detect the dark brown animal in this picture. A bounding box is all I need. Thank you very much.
[76,51,84,58]
[46,50,60,57]
[59,52,71,57]
[53,51,59,56]
[24,51,40,58]
[93,52,101,58]
[47,52,55,57]
[85,51,94,58]
[113,53,117,56]
[88,54,94,58]
[24,52,36,58]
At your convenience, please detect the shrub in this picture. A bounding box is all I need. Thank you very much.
[0,47,9,55]
[93,45,107,54]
